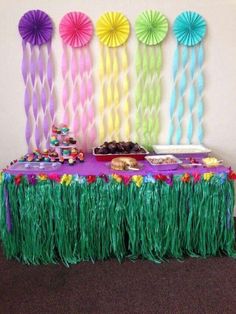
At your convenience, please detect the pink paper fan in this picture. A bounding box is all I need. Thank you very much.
[59,12,93,48]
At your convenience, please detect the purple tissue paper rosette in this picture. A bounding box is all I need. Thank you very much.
[18,10,53,46]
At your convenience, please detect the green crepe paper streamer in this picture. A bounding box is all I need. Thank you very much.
[0,177,235,265]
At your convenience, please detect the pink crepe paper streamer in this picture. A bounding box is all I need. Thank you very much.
[71,49,78,82]
[61,44,68,80]
[72,82,79,137]
[79,49,85,77]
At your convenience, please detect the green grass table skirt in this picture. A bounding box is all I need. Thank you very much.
[0,177,235,265]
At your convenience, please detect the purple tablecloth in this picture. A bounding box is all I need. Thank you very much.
[6,154,228,176]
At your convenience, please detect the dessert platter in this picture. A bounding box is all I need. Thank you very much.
[94,141,149,161]
[152,145,211,158]
[145,155,182,171]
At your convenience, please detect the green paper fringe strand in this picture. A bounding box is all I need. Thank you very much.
[0,177,235,265]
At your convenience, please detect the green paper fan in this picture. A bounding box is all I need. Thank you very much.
[135,10,168,45]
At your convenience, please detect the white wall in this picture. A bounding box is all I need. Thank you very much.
[0,0,236,184]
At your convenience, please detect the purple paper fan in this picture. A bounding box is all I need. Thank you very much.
[18,10,53,46]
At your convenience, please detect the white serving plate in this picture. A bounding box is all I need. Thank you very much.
[145,155,182,170]
[152,145,211,157]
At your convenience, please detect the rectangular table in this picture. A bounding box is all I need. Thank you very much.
[0,155,235,265]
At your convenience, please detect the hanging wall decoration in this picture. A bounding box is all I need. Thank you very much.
[59,12,94,152]
[135,10,168,149]
[96,12,130,142]
[18,10,54,151]
[168,11,206,144]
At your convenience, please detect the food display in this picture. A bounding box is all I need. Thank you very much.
[152,145,211,158]
[145,155,182,170]
[111,157,138,170]
[202,157,221,167]
[94,141,149,161]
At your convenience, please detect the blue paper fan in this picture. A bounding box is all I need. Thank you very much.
[173,11,206,46]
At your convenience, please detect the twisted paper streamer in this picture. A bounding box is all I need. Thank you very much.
[62,44,71,126]
[135,43,143,143]
[169,11,206,144]
[71,49,79,139]
[168,46,179,144]
[197,44,204,143]
[105,47,114,139]
[176,46,188,144]
[19,10,53,151]
[98,44,105,143]
[121,45,130,140]
[85,48,96,149]
[187,47,196,143]
[113,49,120,141]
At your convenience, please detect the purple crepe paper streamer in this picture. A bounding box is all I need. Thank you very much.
[35,122,41,149]
[4,185,12,233]
[38,47,44,83]
[43,112,49,139]
[24,87,30,116]
[22,41,28,84]
[47,47,53,89]
[25,118,31,151]
[49,91,55,122]
[30,45,36,86]
[41,83,47,113]
[32,91,38,120]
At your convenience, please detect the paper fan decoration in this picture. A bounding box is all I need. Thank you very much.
[59,12,95,152]
[173,11,206,47]
[18,10,53,46]
[18,10,55,152]
[96,12,131,143]
[168,11,206,145]
[135,10,168,45]
[96,12,130,48]
[59,12,93,48]
[134,10,168,149]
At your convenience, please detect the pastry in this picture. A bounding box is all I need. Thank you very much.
[111,157,138,170]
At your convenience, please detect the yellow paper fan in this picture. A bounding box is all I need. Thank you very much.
[96,12,130,47]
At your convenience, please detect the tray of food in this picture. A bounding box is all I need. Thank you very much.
[9,162,61,172]
[145,155,182,170]
[152,145,211,158]
[202,157,222,167]
[93,141,149,161]
[109,157,143,171]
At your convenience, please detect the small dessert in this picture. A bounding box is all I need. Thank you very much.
[202,157,221,167]
[61,125,69,135]
[147,157,178,165]
[68,157,75,165]
[62,149,70,157]
[69,137,77,144]
[111,157,138,170]
[78,151,84,162]
[59,156,64,164]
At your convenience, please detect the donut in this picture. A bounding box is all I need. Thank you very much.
[111,157,138,170]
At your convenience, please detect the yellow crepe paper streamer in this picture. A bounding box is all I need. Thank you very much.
[121,45,130,140]
[96,12,130,48]
[113,49,120,141]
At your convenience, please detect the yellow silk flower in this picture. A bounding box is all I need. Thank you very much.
[203,172,213,181]
[112,174,122,183]
[132,175,143,187]
[96,12,130,47]
[38,174,48,181]
[60,174,73,186]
